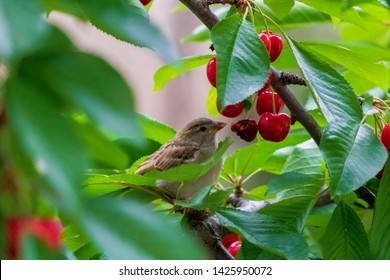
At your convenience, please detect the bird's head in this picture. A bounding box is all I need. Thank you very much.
[177,118,226,144]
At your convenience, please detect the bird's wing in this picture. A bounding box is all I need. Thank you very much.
[134,141,199,175]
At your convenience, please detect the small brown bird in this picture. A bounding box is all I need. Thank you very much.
[135,118,226,200]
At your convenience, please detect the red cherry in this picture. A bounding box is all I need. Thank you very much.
[231,119,258,142]
[258,112,290,142]
[259,70,272,93]
[140,0,152,6]
[256,90,284,115]
[24,217,63,250]
[5,218,23,259]
[258,32,271,53]
[221,234,239,249]
[206,57,217,87]
[228,240,242,258]
[217,100,244,118]
[381,124,390,153]
[269,34,283,62]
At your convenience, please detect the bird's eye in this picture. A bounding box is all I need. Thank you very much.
[199,126,207,132]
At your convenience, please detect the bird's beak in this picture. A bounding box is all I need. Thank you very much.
[211,121,227,132]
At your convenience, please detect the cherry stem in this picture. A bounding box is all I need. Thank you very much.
[271,88,276,114]
[240,140,261,177]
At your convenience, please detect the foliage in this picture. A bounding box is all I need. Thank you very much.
[0,0,390,260]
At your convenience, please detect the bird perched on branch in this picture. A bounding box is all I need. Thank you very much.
[135,118,226,201]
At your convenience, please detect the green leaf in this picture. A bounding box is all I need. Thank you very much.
[6,78,87,206]
[298,0,366,28]
[77,0,175,61]
[175,185,213,210]
[85,173,156,187]
[206,87,221,117]
[371,158,390,259]
[362,96,380,116]
[137,114,176,144]
[79,197,205,259]
[38,53,140,138]
[282,140,324,177]
[153,55,213,91]
[211,14,270,107]
[260,196,316,231]
[0,0,48,62]
[321,201,371,259]
[320,121,388,196]
[144,137,233,182]
[223,132,311,175]
[267,172,324,196]
[304,42,389,91]
[216,208,308,259]
[264,0,295,20]
[288,38,362,124]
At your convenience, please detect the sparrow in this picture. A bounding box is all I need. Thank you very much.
[135,118,226,201]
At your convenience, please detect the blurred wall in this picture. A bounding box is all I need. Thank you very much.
[49,0,214,131]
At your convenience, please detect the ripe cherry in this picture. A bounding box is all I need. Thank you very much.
[259,30,283,62]
[258,112,290,142]
[228,240,242,258]
[140,0,152,6]
[221,234,239,249]
[206,57,217,87]
[256,89,284,115]
[231,119,258,142]
[381,124,390,153]
[217,100,244,118]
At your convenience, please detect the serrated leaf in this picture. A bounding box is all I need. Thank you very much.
[6,79,87,206]
[264,0,295,20]
[371,158,390,259]
[304,42,389,91]
[153,55,213,91]
[288,38,362,124]
[260,196,316,231]
[216,208,308,259]
[321,201,371,259]
[320,121,388,196]
[79,197,205,259]
[211,14,270,108]
[39,52,140,138]
[77,0,175,61]
[144,138,233,182]
[0,0,49,62]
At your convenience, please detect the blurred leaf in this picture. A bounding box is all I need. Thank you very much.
[137,114,176,144]
[175,185,213,210]
[211,15,270,108]
[39,52,140,138]
[145,138,233,182]
[304,42,389,91]
[39,0,86,19]
[223,132,311,175]
[216,208,308,259]
[288,38,362,124]
[321,201,371,259]
[206,87,221,117]
[77,0,175,61]
[153,55,213,91]
[371,158,390,259]
[298,0,366,28]
[240,239,283,260]
[79,198,205,259]
[378,0,390,9]
[22,235,66,260]
[320,121,387,196]
[264,0,295,20]
[6,79,87,205]
[260,196,316,231]
[0,0,48,62]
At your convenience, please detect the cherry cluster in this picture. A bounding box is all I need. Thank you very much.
[207,30,291,142]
